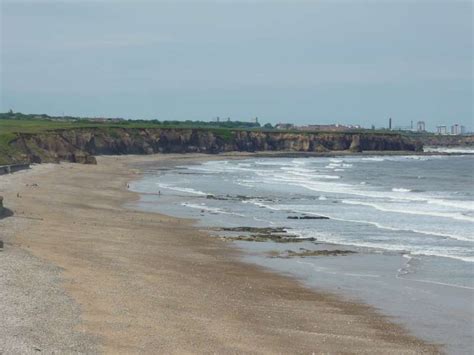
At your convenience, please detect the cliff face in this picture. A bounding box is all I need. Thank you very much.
[419,135,474,147]
[9,128,421,164]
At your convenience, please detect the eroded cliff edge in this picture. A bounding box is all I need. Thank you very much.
[7,128,421,164]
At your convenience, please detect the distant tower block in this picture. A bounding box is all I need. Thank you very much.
[389,117,392,130]
[451,124,465,135]
[436,125,448,135]
[255,117,259,124]
[417,121,425,132]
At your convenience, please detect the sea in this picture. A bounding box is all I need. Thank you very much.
[130,149,474,354]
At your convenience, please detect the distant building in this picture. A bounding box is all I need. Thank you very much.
[275,123,295,130]
[389,117,392,130]
[436,125,448,135]
[416,121,426,132]
[276,123,361,132]
[451,124,465,135]
[300,124,341,132]
[298,124,360,132]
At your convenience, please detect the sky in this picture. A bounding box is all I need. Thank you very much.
[1,0,472,130]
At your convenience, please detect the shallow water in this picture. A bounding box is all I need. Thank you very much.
[131,153,474,354]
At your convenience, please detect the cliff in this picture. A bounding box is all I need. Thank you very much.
[419,135,474,147]
[7,128,421,164]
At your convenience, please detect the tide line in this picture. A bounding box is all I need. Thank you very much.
[395,274,474,290]
[295,260,381,278]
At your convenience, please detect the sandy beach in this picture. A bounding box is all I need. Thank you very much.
[0,154,440,354]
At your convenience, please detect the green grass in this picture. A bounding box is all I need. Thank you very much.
[208,128,235,142]
[0,132,18,165]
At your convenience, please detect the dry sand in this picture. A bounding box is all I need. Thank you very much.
[0,154,440,354]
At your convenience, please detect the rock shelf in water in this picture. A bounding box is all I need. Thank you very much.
[287,215,330,220]
[217,226,316,243]
[269,249,356,258]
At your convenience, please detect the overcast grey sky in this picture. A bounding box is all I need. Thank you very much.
[1,0,472,129]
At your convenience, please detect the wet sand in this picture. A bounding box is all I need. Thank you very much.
[0,154,440,353]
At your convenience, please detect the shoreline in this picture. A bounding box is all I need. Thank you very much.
[0,154,440,353]
[129,152,474,353]
[1,148,471,176]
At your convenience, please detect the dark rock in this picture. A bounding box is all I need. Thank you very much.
[206,195,228,201]
[231,234,315,243]
[218,226,316,243]
[220,227,287,234]
[288,215,330,220]
[271,249,356,258]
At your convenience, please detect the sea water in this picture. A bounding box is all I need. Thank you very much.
[131,153,474,353]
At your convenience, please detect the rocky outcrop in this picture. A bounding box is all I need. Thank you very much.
[217,227,316,243]
[8,128,421,164]
[270,249,356,258]
[0,195,10,222]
